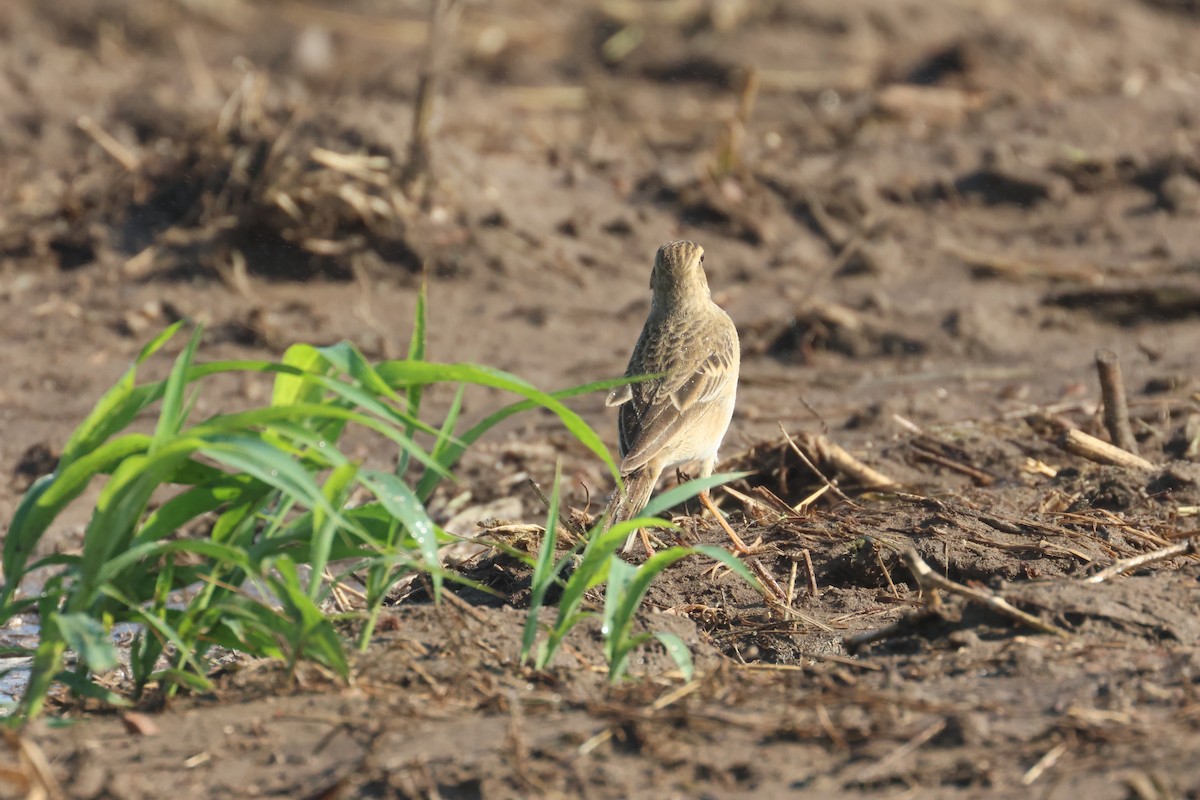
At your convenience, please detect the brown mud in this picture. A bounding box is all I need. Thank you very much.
[2,0,1200,797]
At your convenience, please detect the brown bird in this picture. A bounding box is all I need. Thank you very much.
[603,240,747,554]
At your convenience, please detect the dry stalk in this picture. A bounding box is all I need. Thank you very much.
[782,426,901,493]
[778,425,855,506]
[854,718,947,784]
[1022,741,1069,785]
[401,0,462,201]
[901,549,1072,638]
[1095,349,1138,454]
[843,608,940,653]
[815,703,849,749]
[578,682,701,755]
[175,27,220,102]
[909,441,994,485]
[527,478,588,540]
[749,558,787,602]
[801,548,819,597]
[0,728,65,800]
[77,115,141,171]
[795,483,831,511]
[1060,429,1155,471]
[276,1,428,45]
[1085,537,1198,584]
[506,691,541,793]
[712,67,759,175]
[941,241,1101,283]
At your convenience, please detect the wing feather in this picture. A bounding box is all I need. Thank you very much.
[617,325,737,473]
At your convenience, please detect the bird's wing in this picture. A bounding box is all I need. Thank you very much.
[618,326,737,472]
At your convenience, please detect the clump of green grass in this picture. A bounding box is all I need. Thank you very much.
[520,468,758,682]
[1,286,755,721]
[0,280,630,721]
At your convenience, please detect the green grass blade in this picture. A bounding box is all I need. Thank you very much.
[19,608,67,720]
[549,518,676,646]
[308,461,360,600]
[53,670,131,707]
[641,471,752,518]
[51,613,119,673]
[652,631,694,681]
[133,473,268,547]
[357,471,441,600]
[378,361,619,483]
[153,668,213,694]
[607,547,695,679]
[317,341,409,408]
[57,321,182,470]
[602,558,637,673]
[95,538,257,588]
[4,434,154,595]
[267,557,349,679]
[191,402,448,479]
[414,382,464,498]
[414,376,636,501]
[108,602,212,688]
[402,275,428,471]
[408,274,427,363]
[152,325,203,451]
[272,343,334,407]
[522,462,564,665]
[197,434,351,537]
[73,443,201,609]
[604,545,759,681]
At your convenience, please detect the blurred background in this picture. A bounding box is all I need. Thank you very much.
[2,0,1199,523]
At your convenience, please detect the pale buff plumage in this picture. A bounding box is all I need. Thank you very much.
[604,240,741,553]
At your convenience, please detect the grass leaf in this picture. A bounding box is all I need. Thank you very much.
[358,471,441,601]
[652,631,694,681]
[152,325,203,451]
[52,613,119,673]
[641,471,752,518]
[378,361,619,483]
[523,462,565,665]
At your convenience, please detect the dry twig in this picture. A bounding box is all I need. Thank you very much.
[901,549,1072,639]
[1021,741,1069,785]
[77,115,141,172]
[0,728,65,800]
[401,0,461,200]
[854,718,947,783]
[527,478,588,540]
[783,427,901,493]
[1085,538,1197,584]
[1095,349,1138,454]
[1060,429,1155,471]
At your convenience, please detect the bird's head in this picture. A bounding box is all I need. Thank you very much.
[650,240,709,307]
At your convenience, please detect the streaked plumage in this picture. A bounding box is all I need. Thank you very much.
[604,240,740,553]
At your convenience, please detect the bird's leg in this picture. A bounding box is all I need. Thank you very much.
[694,459,750,554]
[698,489,751,554]
[639,527,655,558]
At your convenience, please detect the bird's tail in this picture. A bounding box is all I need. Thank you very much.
[603,467,659,553]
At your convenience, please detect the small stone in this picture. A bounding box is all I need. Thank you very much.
[1159,172,1200,214]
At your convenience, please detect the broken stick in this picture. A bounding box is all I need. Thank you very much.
[901,548,1071,639]
[400,0,461,200]
[780,425,900,497]
[1095,349,1138,454]
[1085,537,1197,583]
[1060,428,1155,471]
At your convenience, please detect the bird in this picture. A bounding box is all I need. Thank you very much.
[603,239,747,555]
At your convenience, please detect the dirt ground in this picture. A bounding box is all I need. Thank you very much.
[2,0,1200,797]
